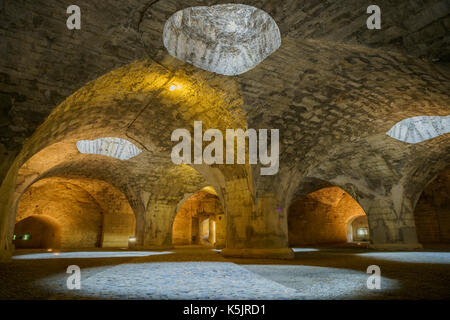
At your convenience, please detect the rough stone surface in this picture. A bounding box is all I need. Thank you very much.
[163,4,281,75]
[0,0,449,261]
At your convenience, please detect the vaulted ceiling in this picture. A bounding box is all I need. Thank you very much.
[0,0,448,208]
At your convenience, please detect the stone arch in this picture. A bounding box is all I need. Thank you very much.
[172,188,225,247]
[16,179,104,248]
[0,58,251,258]
[286,134,448,250]
[13,215,61,249]
[346,215,369,243]
[287,184,368,246]
[14,175,137,249]
[7,139,143,247]
[40,177,136,248]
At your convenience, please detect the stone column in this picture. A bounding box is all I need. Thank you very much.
[215,213,226,248]
[0,170,22,262]
[208,217,215,245]
[101,213,135,248]
[0,221,13,262]
[221,178,294,259]
[135,198,176,250]
[361,189,422,250]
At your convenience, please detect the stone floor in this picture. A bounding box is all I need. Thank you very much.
[0,246,449,300]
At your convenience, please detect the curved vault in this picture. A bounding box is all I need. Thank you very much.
[15,176,136,248]
[163,4,281,76]
[0,58,249,256]
[288,186,367,245]
[76,137,142,160]
[386,116,450,144]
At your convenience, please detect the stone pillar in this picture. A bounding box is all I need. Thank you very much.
[187,216,193,245]
[0,214,12,262]
[101,213,135,248]
[208,218,215,245]
[0,220,13,261]
[215,213,226,248]
[0,171,19,262]
[192,216,199,244]
[361,191,422,250]
[135,198,176,250]
[221,178,293,259]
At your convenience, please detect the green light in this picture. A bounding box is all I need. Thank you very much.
[357,228,368,236]
[20,234,31,241]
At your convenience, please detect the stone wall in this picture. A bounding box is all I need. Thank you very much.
[102,214,135,248]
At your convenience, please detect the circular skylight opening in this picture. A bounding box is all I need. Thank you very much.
[386,115,449,144]
[76,137,142,160]
[163,4,281,76]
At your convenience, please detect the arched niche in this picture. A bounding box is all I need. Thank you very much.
[288,186,368,246]
[172,189,225,248]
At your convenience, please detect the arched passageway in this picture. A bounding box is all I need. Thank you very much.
[15,177,136,249]
[414,170,450,246]
[0,0,449,303]
[347,215,369,242]
[0,58,249,259]
[13,215,61,249]
[288,186,368,246]
[172,190,225,248]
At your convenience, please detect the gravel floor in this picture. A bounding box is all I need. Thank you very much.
[1,246,449,300]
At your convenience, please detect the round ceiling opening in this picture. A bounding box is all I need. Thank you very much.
[386,116,450,144]
[163,4,281,76]
[76,137,142,160]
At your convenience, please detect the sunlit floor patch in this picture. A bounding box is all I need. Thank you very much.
[43,262,399,300]
[4,247,448,300]
[356,252,450,264]
[242,265,398,299]
[13,251,173,260]
[49,262,301,299]
[292,248,319,252]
